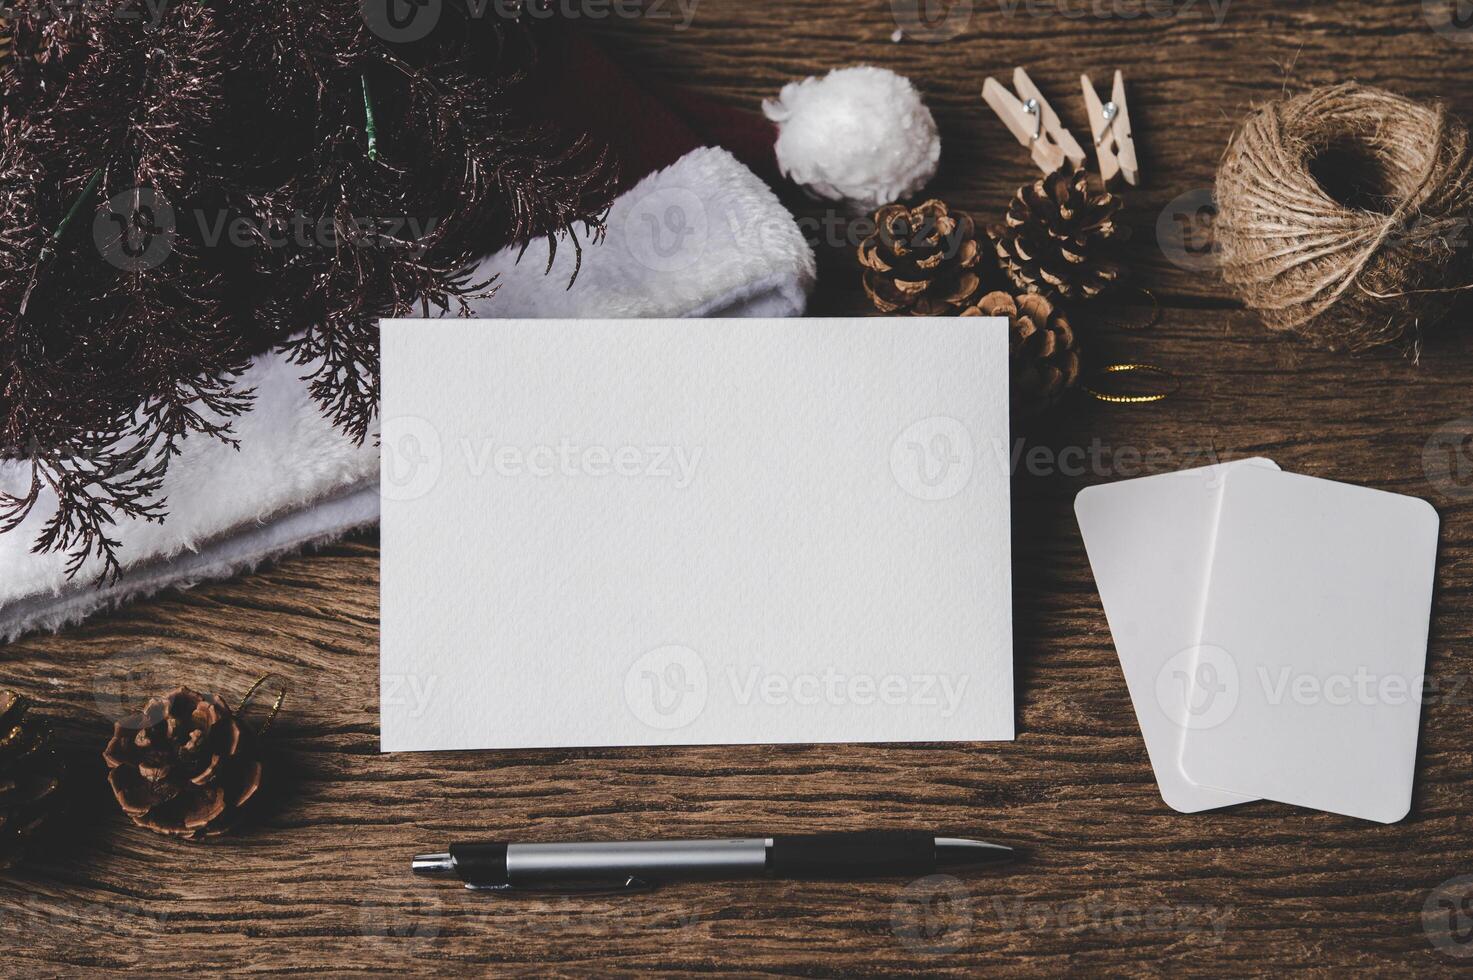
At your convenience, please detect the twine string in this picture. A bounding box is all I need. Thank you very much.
[1214,84,1473,352]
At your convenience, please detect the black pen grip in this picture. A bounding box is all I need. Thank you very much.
[767,831,935,878]
[449,842,509,885]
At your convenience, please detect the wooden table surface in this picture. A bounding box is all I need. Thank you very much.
[6,1,1473,975]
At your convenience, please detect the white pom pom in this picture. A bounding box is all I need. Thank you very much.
[763,66,940,215]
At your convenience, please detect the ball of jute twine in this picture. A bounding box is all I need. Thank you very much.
[1215,83,1473,352]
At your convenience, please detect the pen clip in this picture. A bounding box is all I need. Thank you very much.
[465,875,655,897]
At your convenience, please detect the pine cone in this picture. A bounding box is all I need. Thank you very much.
[859,199,985,315]
[0,690,63,870]
[104,688,263,840]
[964,291,1081,418]
[990,168,1126,301]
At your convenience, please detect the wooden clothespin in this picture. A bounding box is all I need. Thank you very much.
[1081,70,1139,187]
[982,68,1086,176]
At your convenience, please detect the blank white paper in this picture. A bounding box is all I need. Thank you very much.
[379,318,1014,751]
[1076,460,1275,813]
[1179,467,1439,823]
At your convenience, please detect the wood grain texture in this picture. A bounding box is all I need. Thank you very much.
[5,1,1473,974]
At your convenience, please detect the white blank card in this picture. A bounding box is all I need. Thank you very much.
[1179,467,1439,823]
[379,318,1015,752]
[1075,460,1275,812]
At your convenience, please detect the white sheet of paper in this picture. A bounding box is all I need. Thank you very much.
[1075,460,1276,813]
[379,318,1014,751]
[1179,467,1439,823]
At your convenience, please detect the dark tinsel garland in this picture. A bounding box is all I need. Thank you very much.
[0,0,615,580]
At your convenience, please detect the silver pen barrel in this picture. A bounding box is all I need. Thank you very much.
[506,838,769,883]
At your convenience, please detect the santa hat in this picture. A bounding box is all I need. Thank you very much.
[475,40,941,317]
[474,36,815,319]
[0,38,941,639]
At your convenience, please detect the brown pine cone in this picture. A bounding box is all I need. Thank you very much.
[990,168,1126,301]
[104,688,263,840]
[0,691,63,870]
[859,199,985,315]
[964,291,1081,418]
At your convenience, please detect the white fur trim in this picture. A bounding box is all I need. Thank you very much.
[0,485,379,643]
[469,147,815,318]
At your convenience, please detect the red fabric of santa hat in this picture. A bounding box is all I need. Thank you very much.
[544,36,781,192]
[540,36,941,215]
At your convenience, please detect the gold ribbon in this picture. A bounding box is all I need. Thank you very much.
[1086,362,1179,405]
[1099,286,1161,331]
[237,673,287,738]
[1088,288,1174,405]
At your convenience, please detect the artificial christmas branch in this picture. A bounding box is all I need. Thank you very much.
[0,0,616,580]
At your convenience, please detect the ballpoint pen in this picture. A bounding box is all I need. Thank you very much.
[412,830,1017,894]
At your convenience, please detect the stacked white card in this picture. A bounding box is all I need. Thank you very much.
[1076,460,1439,823]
